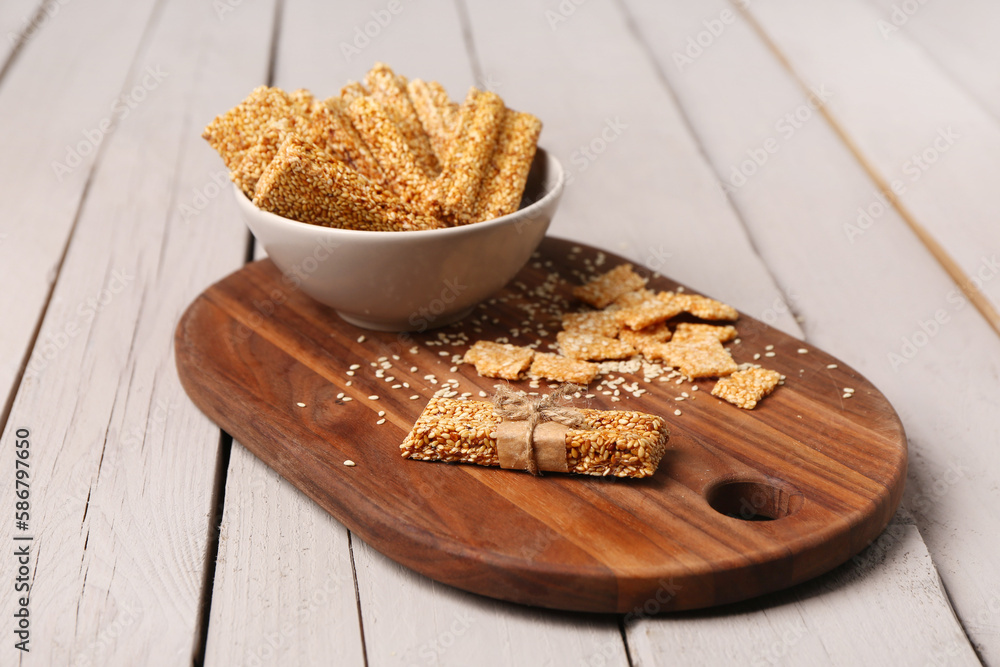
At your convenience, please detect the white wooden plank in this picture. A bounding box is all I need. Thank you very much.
[746,0,1000,325]
[352,538,629,667]
[623,0,998,661]
[866,0,1000,120]
[462,0,800,337]
[628,520,979,667]
[0,0,160,417]
[0,0,278,662]
[0,0,42,64]
[203,444,365,666]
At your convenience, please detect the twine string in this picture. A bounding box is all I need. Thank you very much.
[491,384,589,475]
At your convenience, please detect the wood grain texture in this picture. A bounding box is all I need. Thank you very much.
[627,519,980,666]
[621,0,998,660]
[746,0,1000,321]
[203,443,365,667]
[0,0,161,425]
[0,0,275,663]
[176,238,906,613]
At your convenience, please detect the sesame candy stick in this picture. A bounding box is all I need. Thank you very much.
[407,79,459,164]
[202,86,295,177]
[439,88,506,225]
[253,137,444,232]
[347,96,438,216]
[319,97,387,186]
[473,109,542,222]
[365,63,441,177]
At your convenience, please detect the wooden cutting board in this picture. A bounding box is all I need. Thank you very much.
[174,237,906,613]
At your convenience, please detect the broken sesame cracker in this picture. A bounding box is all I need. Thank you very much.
[463,341,534,380]
[612,288,656,308]
[643,338,738,378]
[711,367,781,409]
[561,310,621,338]
[614,292,685,330]
[573,264,647,309]
[672,322,738,343]
[529,352,599,385]
[675,294,739,321]
[618,322,672,353]
[557,331,635,361]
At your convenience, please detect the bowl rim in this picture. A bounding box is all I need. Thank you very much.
[233,149,565,239]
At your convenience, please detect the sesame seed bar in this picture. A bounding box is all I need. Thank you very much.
[643,337,738,378]
[529,352,599,385]
[612,288,656,308]
[463,340,535,380]
[365,63,441,177]
[252,136,443,232]
[672,322,738,343]
[561,310,622,338]
[614,292,685,330]
[202,86,296,194]
[676,294,739,321]
[473,108,542,222]
[711,367,781,409]
[347,96,438,215]
[557,331,635,361]
[573,264,648,309]
[407,79,459,164]
[438,88,506,225]
[400,396,670,478]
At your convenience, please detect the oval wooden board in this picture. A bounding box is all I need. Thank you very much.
[174,237,906,613]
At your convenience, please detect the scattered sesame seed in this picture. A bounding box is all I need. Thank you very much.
[410,395,420,400]
[674,396,684,401]
[343,397,353,402]
[336,392,344,399]
[345,381,352,387]
[764,352,776,357]
[344,460,356,467]
[346,370,355,376]
[827,364,838,369]
[376,418,386,425]
[296,402,306,407]
[797,348,808,354]
[368,395,379,400]
[674,409,682,416]
[349,364,360,370]
[753,353,761,360]
[378,410,385,416]
[357,335,366,343]
[392,384,402,389]
[765,344,774,351]
[385,376,395,382]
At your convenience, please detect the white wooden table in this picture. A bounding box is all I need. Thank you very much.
[1,0,997,664]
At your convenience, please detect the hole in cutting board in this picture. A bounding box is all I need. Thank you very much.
[706,479,804,521]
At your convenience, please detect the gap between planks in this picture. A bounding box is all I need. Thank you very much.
[729,0,1000,340]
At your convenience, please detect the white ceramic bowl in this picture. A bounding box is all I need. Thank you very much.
[235,149,564,331]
